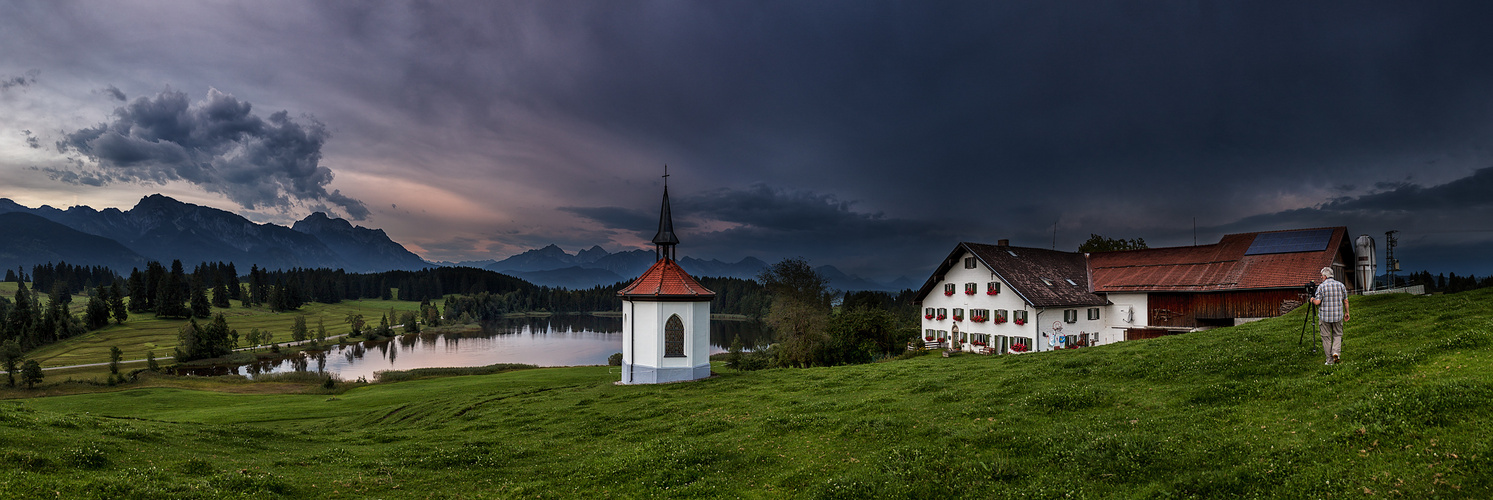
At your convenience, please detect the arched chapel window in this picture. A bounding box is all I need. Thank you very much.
[664,314,685,357]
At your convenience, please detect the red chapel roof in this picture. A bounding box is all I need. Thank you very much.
[618,259,716,299]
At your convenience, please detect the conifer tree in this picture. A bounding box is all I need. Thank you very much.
[211,280,230,309]
[127,268,150,313]
[292,315,308,342]
[190,276,212,318]
[109,281,128,324]
[109,346,123,375]
[85,289,112,330]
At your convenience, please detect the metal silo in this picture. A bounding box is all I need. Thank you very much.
[1354,234,1376,291]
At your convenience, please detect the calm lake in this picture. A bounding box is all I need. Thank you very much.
[223,315,767,381]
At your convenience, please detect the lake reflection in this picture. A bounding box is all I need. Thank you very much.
[235,315,767,381]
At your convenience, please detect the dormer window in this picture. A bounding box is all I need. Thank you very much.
[1041,278,1053,286]
[1066,279,1078,286]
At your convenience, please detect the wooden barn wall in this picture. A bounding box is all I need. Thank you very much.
[1147,290,1307,328]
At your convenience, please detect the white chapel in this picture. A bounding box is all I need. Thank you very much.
[616,182,715,384]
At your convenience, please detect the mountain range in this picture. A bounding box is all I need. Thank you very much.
[482,244,908,291]
[0,194,910,291]
[0,195,429,274]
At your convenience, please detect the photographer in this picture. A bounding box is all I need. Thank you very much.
[1310,267,1350,365]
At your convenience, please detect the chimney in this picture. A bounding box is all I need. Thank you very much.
[997,239,1010,247]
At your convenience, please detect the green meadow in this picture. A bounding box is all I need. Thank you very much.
[3,288,1491,498]
[1,280,421,380]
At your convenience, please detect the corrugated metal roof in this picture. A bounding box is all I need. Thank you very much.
[1088,227,1348,292]
[618,259,716,299]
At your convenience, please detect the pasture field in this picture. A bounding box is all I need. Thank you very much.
[1,288,1491,498]
[2,278,420,379]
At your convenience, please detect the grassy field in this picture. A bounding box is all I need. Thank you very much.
[1,279,422,379]
[2,288,1490,498]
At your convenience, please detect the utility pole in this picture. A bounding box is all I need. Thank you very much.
[1384,230,1400,289]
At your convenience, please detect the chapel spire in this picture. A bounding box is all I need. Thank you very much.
[651,165,679,261]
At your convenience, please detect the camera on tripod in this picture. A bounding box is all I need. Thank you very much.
[1303,281,1318,296]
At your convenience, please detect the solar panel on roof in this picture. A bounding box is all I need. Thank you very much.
[1244,229,1334,255]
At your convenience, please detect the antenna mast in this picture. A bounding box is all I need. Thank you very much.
[1384,230,1400,288]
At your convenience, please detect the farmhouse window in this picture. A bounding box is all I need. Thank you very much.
[952,308,964,320]
[987,282,1000,294]
[995,309,1008,322]
[965,283,978,294]
[937,308,947,318]
[664,314,686,357]
[1063,309,1078,323]
[1014,310,1029,323]
[1088,308,1100,320]
[964,257,977,269]
[944,283,956,295]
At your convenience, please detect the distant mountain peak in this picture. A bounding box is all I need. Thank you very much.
[0,193,427,273]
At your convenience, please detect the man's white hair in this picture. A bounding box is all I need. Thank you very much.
[1320,267,1334,277]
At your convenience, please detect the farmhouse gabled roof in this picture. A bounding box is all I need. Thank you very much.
[1087,227,1350,292]
[618,258,715,299]
[915,242,1108,308]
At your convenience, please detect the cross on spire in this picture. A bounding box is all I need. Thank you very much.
[652,165,680,261]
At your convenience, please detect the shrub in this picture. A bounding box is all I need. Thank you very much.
[608,352,623,366]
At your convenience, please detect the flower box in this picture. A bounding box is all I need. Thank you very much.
[973,341,987,346]
[971,316,986,323]
[936,315,947,321]
[924,336,935,341]
[1009,343,1029,353]
[953,316,964,322]
[944,291,954,296]
[965,290,976,295]
[986,290,998,295]
[925,314,934,320]
[994,317,1007,324]
[1014,319,1025,326]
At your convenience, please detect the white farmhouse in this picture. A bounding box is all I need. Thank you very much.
[914,240,1110,353]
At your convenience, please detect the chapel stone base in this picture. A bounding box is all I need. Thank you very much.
[620,362,712,384]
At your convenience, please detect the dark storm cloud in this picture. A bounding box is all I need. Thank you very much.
[558,206,659,234]
[569,184,952,277]
[506,4,1492,174]
[0,70,38,90]
[1204,166,1493,275]
[97,84,126,101]
[1321,166,1493,212]
[54,88,369,219]
[1217,166,1493,229]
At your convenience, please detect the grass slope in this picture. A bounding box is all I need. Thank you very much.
[3,289,1491,498]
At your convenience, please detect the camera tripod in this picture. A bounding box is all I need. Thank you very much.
[1297,298,1318,354]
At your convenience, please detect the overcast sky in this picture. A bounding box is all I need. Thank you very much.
[3,1,1492,281]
